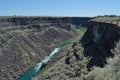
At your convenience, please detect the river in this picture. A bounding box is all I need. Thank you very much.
[17,40,74,80]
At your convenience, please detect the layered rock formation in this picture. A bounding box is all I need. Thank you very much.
[35,17,120,80]
[0,16,91,80]
[0,16,92,26]
[81,17,120,68]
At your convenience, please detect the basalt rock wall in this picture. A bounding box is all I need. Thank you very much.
[0,16,91,80]
[81,21,120,68]
[0,17,92,26]
[34,18,120,80]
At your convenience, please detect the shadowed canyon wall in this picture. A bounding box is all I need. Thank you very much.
[81,20,120,68]
[35,18,120,80]
[0,17,91,80]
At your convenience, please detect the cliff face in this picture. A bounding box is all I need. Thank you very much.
[81,21,120,68]
[0,17,91,80]
[0,17,92,26]
[35,18,120,80]
[1,16,119,80]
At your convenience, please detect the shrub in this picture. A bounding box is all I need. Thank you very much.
[86,66,115,80]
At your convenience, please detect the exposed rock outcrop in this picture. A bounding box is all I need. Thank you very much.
[0,16,92,26]
[34,17,120,80]
[0,16,91,80]
[81,19,120,69]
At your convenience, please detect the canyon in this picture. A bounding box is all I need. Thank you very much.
[0,16,120,80]
[0,16,91,80]
[33,17,120,80]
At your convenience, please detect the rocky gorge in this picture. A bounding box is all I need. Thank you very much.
[34,17,120,80]
[0,16,91,80]
[0,16,120,80]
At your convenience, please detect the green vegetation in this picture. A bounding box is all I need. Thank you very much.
[59,39,73,47]
[70,24,82,30]
[35,27,87,77]
[59,26,86,47]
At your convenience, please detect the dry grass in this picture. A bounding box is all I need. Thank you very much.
[86,66,115,80]
[86,54,120,80]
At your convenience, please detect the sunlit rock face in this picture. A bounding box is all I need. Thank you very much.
[0,17,91,80]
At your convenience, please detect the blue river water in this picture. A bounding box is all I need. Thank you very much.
[18,40,74,80]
